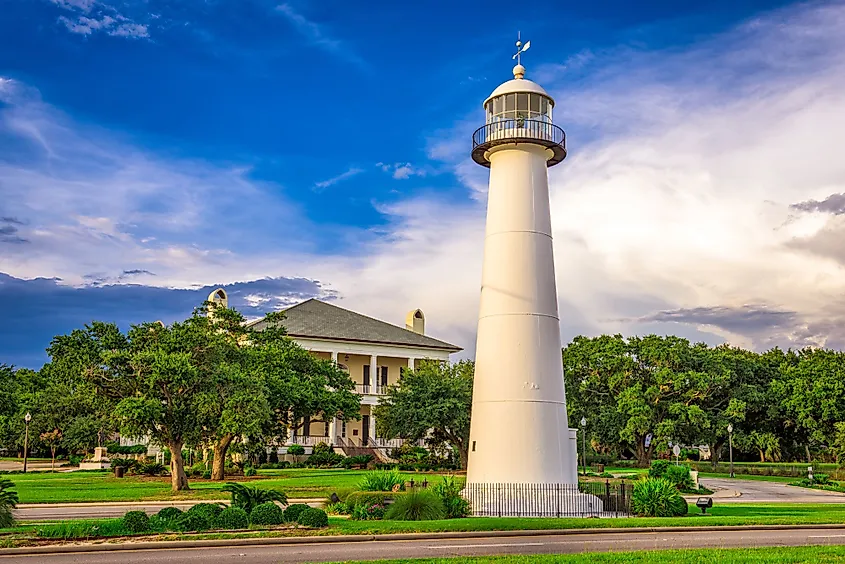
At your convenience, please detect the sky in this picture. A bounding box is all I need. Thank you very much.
[2,0,845,368]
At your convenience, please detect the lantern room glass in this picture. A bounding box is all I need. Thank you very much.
[485,92,553,124]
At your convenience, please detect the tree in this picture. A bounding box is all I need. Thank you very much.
[40,430,62,471]
[374,360,474,468]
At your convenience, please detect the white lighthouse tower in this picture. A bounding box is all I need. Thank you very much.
[465,40,599,515]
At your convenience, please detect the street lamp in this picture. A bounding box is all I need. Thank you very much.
[580,417,587,476]
[23,412,32,474]
[727,424,734,478]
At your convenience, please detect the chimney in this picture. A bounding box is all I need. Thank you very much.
[405,309,425,335]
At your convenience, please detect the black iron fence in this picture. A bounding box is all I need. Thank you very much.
[463,480,632,518]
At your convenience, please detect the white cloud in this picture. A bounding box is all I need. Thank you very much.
[376,162,427,180]
[314,167,364,190]
[51,0,149,39]
[275,3,366,69]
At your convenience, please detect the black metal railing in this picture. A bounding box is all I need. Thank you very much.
[472,119,565,150]
[463,480,631,518]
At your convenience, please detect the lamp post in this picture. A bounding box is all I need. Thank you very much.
[727,424,734,478]
[23,412,32,474]
[580,417,587,476]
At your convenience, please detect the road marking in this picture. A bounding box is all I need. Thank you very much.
[430,542,546,549]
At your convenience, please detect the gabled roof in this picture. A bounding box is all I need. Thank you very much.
[247,299,462,352]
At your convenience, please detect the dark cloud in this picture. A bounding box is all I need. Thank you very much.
[0,217,28,244]
[786,217,845,265]
[0,273,330,368]
[791,193,845,215]
[633,304,845,351]
[121,269,155,277]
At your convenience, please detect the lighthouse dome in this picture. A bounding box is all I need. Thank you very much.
[483,77,554,109]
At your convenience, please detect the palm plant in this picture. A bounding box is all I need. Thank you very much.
[221,482,287,514]
[0,479,19,528]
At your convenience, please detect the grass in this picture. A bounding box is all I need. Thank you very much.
[4,504,845,541]
[9,469,456,504]
[330,547,845,563]
[697,473,797,483]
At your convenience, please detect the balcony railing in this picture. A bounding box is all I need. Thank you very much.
[288,436,330,446]
[471,119,566,167]
[355,384,388,395]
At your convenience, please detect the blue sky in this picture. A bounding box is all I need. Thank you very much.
[3,0,845,367]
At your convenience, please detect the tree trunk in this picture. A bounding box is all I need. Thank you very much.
[635,437,650,467]
[805,444,812,464]
[51,446,56,472]
[710,441,723,470]
[168,441,190,491]
[457,441,469,470]
[758,449,765,463]
[211,434,234,481]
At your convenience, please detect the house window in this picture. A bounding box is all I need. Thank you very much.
[380,366,388,387]
[341,420,346,438]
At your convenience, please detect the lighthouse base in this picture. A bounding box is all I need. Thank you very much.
[463,483,615,518]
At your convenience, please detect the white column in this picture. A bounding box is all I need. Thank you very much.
[369,412,377,444]
[328,416,337,444]
[287,424,295,445]
[331,351,338,364]
[369,354,378,392]
[407,357,415,370]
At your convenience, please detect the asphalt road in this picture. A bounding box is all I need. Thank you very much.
[700,478,845,503]
[4,528,845,563]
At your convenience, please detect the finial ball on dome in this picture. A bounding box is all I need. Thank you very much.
[513,64,525,79]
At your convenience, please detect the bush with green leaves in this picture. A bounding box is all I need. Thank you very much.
[156,507,183,521]
[312,442,333,455]
[214,507,250,530]
[137,462,168,476]
[283,503,310,523]
[358,469,407,492]
[384,489,445,521]
[648,459,671,478]
[0,479,19,528]
[325,502,350,515]
[244,466,257,477]
[345,491,402,511]
[250,502,285,525]
[187,503,224,522]
[110,458,138,472]
[174,511,210,532]
[351,502,386,520]
[433,476,470,518]
[305,450,344,467]
[222,482,288,514]
[287,444,305,456]
[664,465,696,491]
[341,455,373,469]
[121,510,150,533]
[297,507,328,528]
[631,477,689,517]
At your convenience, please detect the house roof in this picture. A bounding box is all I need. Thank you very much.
[247,299,462,352]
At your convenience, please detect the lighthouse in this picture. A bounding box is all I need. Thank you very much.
[465,40,598,515]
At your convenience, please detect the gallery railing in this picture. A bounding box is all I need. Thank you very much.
[462,480,632,518]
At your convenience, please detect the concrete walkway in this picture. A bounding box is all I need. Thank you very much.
[698,478,845,503]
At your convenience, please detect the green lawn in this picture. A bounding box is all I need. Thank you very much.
[8,469,453,504]
[331,547,845,563]
[6,504,845,540]
[697,472,797,483]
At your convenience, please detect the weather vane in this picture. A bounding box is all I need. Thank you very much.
[512,31,531,66]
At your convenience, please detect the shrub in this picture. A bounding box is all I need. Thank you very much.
[433,476,470,518]
[156,507,183,521]
[384,489,445,521]
[214,507,249,530]
[351,502,386,520]
[283,503,310,523]
[110,458,138,472]
[222,482,288,514]
[648,459,671,479]
[187,503,224,522]
[325,502,350,515]
[269,450,279,464]
[358,469,407,492]
[250,502,286,526]
[306,451,344,467]
[345,491,402,511]
[287,444,305,456]
[341,455,374,469]
[0,479,19,528]
[68,454,83,467]
[202,470,212,479]
[297,507,328,528]
[174,511,210,532]
[664,465,695,491]
[188,462,207,477]
[631,477,689,517]
[137,462,168,476]
[312,442,333,455]
[121,510,150,533]
[244,466,257,477]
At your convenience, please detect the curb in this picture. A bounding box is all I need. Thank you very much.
[4,523,845,556]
